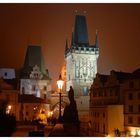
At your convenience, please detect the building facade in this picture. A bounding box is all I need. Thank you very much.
[89,70,132,136]
[123,69,140,136]
[65,15,99,121]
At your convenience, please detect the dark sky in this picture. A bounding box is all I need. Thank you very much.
[0,4,140,89]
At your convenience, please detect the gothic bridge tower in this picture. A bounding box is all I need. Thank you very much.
[65,15,99,121]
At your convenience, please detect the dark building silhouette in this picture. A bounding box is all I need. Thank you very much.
[0,100,16,136]
[62,86,80,136]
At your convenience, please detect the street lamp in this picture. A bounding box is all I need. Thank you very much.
[6,105,12,114]
[57,74,64,122]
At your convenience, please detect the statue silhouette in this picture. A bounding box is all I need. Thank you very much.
[62,86,80,136]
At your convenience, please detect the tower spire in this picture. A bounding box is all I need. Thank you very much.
[95,30,99,48]
[65,38,69,52]
[71,31,75,47]
[65,38,69,54]
[73,15,89,46]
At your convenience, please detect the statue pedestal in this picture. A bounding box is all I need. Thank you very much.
[63,123,80,136]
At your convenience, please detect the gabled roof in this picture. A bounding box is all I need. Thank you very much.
[132,68,140,77]
[111,70,132,82]
[20,45,51,80]
[97,73,109,84]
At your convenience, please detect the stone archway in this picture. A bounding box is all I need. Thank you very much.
[52,101,68,119]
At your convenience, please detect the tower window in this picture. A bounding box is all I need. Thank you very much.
[22,87,25,94]
[4,72,7,77]
[83,86,88,96]
[32,85,36,91]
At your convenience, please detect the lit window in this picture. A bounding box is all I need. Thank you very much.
[83,87,88,96]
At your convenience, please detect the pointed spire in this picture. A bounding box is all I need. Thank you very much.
[73,15,89,46]
[95,30,99,48]
[71,31,75,47]
[65,38,69,52]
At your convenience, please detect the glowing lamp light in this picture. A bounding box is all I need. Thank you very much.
[6,105,12,114]
[131,129,136,136]
[8,105,12,110]
[48,111,53,118]
[137,130,140,136]
[57,74,64,91]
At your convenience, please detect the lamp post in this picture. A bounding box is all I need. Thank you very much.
[57,74,64,122]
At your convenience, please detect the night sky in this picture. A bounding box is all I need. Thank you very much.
[0,4,140,89]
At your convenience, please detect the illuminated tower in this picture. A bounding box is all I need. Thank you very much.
[65,15,99,120]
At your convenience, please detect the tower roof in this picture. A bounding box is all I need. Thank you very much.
[65,15,99,57]
[21,45,50,80]
[73,15,89,46]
